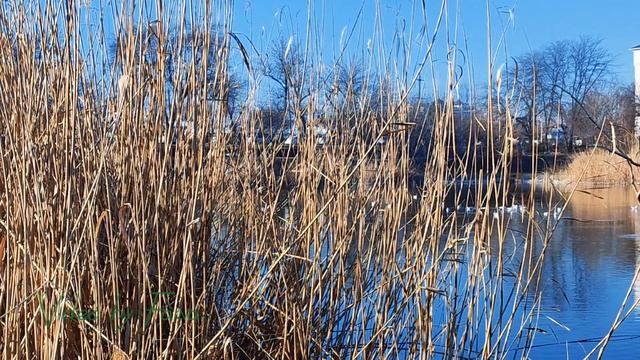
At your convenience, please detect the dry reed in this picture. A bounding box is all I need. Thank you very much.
[554,146,640,187]
[0,0,617,359]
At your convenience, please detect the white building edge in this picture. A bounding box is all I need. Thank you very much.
[632,45,640,138]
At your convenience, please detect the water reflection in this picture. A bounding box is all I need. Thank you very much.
[230,184,640,358]
[515,186,640,358]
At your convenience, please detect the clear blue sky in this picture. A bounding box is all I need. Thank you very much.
[231,0,640,98]
[82,0,640,100]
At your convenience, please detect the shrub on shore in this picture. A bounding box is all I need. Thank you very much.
[554,146,640,186]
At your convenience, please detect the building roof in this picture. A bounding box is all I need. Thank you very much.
[632,44,640,50]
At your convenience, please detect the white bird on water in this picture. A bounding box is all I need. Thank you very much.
[504,204,524,214]
[632,190,640,213]
[542,207,562,219]
[554,207,563,219]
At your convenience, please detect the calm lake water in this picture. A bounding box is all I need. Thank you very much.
[505,186,640,358]
[252,184,640,358]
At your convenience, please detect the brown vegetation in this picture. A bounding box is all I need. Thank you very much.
[0,1,631,359]
[555,147,640,187]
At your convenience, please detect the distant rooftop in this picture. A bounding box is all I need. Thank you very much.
[632,44,640,50]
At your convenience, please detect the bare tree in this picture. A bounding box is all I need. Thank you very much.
[111,24,243,125]
[575,84,637,148]
[263,37,310,137]
[563,37,613,148]
[614,84,638,134]
[508,36,613,151]
[505,50,543,141]
[324,60,373,143]
[540,41,570,128]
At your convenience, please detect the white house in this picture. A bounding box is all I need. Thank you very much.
[632,45,640,137]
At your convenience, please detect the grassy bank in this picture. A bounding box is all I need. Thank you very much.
[553,146,640,187]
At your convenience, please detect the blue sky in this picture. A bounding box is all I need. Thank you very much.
[231,0,640,98]
[77,0,639,101]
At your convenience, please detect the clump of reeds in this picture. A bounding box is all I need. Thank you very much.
[0,0,617,359]
[555,146,640,187]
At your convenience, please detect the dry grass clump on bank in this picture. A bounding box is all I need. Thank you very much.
[554,147,640,187]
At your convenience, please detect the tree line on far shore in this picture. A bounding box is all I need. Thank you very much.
[83,28,639,166]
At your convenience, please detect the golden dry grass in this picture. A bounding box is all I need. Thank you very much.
[555,147,640,187]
